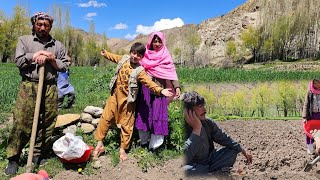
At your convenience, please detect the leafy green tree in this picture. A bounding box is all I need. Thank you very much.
[69,30,84,65]
[249,83,274,117]
[274,81,297,117]
[82,21,100,66]
[241,26,259,61]
[98,33,111,66]
[217,92,233,116]
[231,88,248,117]
[197,86,216,114]
[183,27,201,67]
[226,40,237,58]
[0,6,29,63]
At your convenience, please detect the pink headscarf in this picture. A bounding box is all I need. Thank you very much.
[139,32,178,80]
[309,80,320,94]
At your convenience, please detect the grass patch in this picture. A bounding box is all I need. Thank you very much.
[131,146,181,172]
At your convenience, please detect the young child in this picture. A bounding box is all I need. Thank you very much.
[135,31,181,150]
[57,70,75,110]
[93,42,173,161]
[182,91,252,175]
[302,79,320,154]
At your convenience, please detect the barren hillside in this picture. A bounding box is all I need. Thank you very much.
[103,0,261,66]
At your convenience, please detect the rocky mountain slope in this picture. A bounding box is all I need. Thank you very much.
[105,0,261,66]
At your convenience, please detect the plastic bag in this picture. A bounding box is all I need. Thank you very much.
[53,133,89,160]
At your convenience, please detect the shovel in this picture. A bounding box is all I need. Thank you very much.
[303,155,320,172]
[26,65,45,173]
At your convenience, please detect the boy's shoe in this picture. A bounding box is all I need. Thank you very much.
[4,161,19,176]
[307,144,315,155]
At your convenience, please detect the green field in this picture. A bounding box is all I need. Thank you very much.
[2,63,320,115]
[0,63,318,179]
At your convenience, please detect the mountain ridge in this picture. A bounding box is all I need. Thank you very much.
[86,0,261,66]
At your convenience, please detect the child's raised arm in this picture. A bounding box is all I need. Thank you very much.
[100,49,122,63]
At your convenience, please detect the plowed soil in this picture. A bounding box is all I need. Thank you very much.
[53,120,320,180]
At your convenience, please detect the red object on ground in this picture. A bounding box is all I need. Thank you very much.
[303,120,320,138]
[10,170,49,180]
[59,146,94,163]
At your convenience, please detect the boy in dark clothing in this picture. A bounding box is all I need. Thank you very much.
[182,91,252,175]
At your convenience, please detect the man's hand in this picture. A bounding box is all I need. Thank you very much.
[241,149,253,165]
[41,51,56,61]
[184,109,202,136]
[33,54,47,65]
[161,88,173,97]
[32,50,56,65]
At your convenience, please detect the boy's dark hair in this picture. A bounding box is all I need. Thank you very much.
[181,91,205,110]
[130,42,146,56]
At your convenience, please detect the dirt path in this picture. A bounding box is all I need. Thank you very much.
[53,120,320,179]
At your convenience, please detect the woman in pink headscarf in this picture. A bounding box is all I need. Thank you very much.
[302,79,320,155]
[135,31,181,150]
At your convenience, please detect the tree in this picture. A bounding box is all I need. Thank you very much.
[226,40,237,59]
[182,27,201,67]
[172,48,182,65]
[274,81,297,117]
[0,6,29,63]
[255,0,320,62]
[83,21,100,66]
[241,26,259,61]
[69,31,84,66]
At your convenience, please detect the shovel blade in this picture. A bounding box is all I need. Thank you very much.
[304,163,313,172]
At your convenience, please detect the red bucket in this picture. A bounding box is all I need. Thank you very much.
[59,146,94,163]
[303,120,320,138]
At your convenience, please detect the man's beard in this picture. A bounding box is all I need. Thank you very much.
[36,31,48,38]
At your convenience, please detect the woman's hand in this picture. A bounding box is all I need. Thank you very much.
[173,88,181,100]
[161,88,173,97]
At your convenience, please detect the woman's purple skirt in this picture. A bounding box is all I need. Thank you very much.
[135,84,169,136]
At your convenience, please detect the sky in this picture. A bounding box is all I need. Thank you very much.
[2,0,247,40]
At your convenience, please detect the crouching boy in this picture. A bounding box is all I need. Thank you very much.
[182,91,252,175]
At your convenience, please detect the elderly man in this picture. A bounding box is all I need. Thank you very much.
[5,12,70,175]
[182,91,253,175]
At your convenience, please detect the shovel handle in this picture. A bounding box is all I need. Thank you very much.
[26,65,45,173]
[310,155,320,165]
